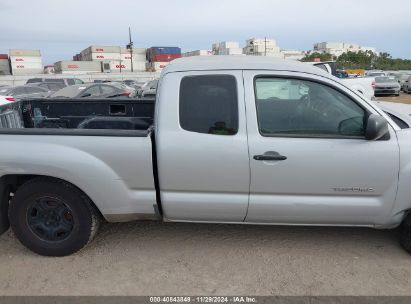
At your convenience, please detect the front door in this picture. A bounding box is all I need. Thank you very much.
[243,71,399,225]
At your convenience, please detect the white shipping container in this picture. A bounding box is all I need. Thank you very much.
[0,59,9,66]
[9,56,43,63]
[146,61,169,72]
[120,53,146,61]
[120,47,147,55]
[12,68,44,75]
[54,61,101,73]
[85,45,121,54]
[106,60,146,72]
[9,49,41,57]
[90,52,121,61]
[11,62,43,69]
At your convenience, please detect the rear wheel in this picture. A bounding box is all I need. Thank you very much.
[9,177,100,256]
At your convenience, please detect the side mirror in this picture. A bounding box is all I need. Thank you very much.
[365,114,389,140]
[81,93,91,98]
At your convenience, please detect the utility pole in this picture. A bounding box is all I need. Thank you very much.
[126,27,134,72]
[264,36,267,57]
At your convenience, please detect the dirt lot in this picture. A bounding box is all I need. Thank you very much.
[1,93,411,297]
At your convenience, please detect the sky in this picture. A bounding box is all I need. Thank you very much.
[0,0,410,65]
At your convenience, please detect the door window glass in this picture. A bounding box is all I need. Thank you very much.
[254,78,365,137]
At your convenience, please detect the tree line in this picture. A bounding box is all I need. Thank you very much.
[301,51,411,70]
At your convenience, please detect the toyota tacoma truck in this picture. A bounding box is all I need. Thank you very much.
[1,56,411,256]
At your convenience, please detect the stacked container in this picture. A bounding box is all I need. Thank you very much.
[0,54,10,75]
[212,42,243,55]
[146,47,181,72]
[80,46,121,61]
[54,61,101,74]
[9,49,43,75]
[243,38,284,58]
[119,47,146,72]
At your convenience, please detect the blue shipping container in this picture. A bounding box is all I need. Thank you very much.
[149,47,181,55]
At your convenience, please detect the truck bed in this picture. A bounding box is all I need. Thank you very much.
[1,98,155,132]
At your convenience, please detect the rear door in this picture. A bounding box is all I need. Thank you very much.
[156,71,250,222]
[243,70,399,226]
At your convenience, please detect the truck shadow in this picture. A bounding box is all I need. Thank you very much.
[91,220,403,257]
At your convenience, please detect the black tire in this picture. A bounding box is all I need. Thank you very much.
[400,213,411,254]
[9,177,100,256]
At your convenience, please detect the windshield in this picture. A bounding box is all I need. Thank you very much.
[375,77,396,83]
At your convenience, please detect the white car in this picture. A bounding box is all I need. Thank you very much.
[0,96,15,106]
[306,61,376,100]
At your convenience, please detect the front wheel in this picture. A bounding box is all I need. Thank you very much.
[9,177,100,256]
[400,213,411,254]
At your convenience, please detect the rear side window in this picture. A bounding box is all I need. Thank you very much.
[179,75,238,135]
[67,79,75,85]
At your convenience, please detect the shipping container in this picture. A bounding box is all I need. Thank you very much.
[151,54,181,62]
[9,49,41,57]
[11,68,44,75]
[11,61,43,69]
[89,52,121,61]
[147,47,181,58]
[54,61,101,73]
[0,54,8,60]
[120,47,147,55]
[146,61,169,72]
[9,56,43,63]
[83,45,121,54]
[120,53,146,61]
[103,60,146,73]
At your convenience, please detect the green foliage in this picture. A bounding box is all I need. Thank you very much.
[337,51,411,70]
[301,52,334,62]
[302,51,411,70]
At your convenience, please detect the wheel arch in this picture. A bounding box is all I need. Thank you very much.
[0,174,104,225]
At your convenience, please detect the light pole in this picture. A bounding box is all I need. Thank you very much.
[126,27,134,72]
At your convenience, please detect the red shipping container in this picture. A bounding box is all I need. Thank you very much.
[0,54,8,59]
[152,54,181,62]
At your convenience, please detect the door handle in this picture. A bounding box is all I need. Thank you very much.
[253,151,287,161]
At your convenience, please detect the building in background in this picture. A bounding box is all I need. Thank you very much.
[313,42,377,57]
[243,38,284,58]
[183,50,213,57]
[212,42,243,55]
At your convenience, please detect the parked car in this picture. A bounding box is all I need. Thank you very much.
[366,71,387,77]
[402,76,411,93]
[137,79,158,97]
[30,82,67,92]
[307,61,375,100]
[374,76,401,96]
[0,85,50,101]
[0,95,15,106]
[49,83,133,99]
[26,78,84,86]
[3,57,411,256]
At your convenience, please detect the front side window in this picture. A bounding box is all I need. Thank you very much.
[179,75,238,135]
[255,78,365,137]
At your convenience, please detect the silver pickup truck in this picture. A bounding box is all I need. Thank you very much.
[1,56,411,256]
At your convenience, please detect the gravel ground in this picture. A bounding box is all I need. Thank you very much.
[1,93,411,297]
